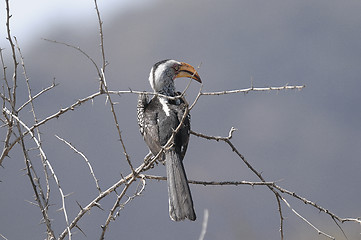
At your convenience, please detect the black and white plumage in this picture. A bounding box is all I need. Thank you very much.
[137,59,201,221]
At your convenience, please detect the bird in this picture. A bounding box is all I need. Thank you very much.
[137,59,201,221]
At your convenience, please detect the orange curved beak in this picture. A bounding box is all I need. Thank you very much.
[175,62,202,83]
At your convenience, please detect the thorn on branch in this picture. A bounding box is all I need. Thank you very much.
[76,201,84,210]
[94,202,104,211]
[75,224,87,237]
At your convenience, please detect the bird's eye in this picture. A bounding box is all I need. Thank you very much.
[173,64,180,71]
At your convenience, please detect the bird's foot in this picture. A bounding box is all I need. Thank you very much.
[143,152,156,169]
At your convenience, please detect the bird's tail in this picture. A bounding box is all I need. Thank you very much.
[165,151,196,221]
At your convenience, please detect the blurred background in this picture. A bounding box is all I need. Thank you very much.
[1,0,361,239]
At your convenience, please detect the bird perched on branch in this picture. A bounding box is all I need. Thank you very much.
[137,59,201,221]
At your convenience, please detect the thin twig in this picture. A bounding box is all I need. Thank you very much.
[4,107,69,239]
[58,164,142,240]
[275,195,284,240]
[190,129,361,239]
[17,81,58,112]
[331,217,349,240]
[55,135,102,193]
[90,0,134,175]
[189,84,203,111]
[201,85,305,96]
[93,0,106,72]
[0,112,12,165]
[0,47,13,105]
[43,38,102,80]
[14,36,52,210]
[114,176,146,219]
[0,233,9,240]
[0,48,12,166]
[101,69,134,174]
[272,184,361,225]
[198,209,209,240]
[142,174,275,186]
[192,128,289,238]
[10,84,304,135]
[5,0,18,111]
[99,182,133,240]
[99,176,146,239]
[4,116,55,238]
[281,197,335,239]
[31,91,102,130]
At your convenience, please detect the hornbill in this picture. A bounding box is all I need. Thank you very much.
[137,59,201,221]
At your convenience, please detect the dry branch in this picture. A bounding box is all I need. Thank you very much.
[198,209,209,240]
[200,84,305,96]
[3,108,69,239]
[55,135,102,193]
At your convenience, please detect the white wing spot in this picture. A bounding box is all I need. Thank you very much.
[159,98,170,116]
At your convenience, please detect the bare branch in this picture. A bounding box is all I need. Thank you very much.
[0,48,12,105]
[5,0,18,111]
[194,128,288,238]
[114,175,146,219]
[6,115,55,238]
[0,112,12,165]
[2,91,103,163]
[17,81,58,112]
[275,195,284,240]
[58,164,143,240]
[93,0,106,73]
[14,36,52,206]
[0,130,18,164]
[201,84,305,96]
[281,197,335,239]
[108,84,305,99]
[142,174,275,186]
[190,128,360,239]
[43,38,102,80]
[101,69,135,174]
[189,84,203,111]
[0,233,9,240]
[100,182,132,240]
[55,135,102,193]
[31,91,102,129]
[273,184,361,225]
[3,107,69,239]
[100,174,145,239]
[198,209,209,240]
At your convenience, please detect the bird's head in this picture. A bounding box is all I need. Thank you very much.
[148,59,201,96]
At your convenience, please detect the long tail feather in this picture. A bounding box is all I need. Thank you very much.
[166,151,196,221]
